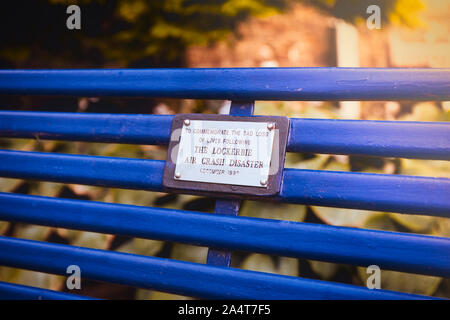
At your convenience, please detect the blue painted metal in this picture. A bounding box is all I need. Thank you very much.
[206,199,242,267]
[0,150,165,192]
[0,111,172,145]
[206,100,254,267]
[288,119,450,160]
[1,111,449,160]
[0,150,448,216]
[228,100,255,116]
[0,68,449,100]
[0,192,449,277]
[279,168,450,217]
[0,236,435,300]
[0,281,96,300]
[0,67,449,299]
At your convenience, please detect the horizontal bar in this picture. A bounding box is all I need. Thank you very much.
[0,149,165,192]
[288,119,450,160]
[0,281,95,300]
[279,168,450,217]
[0,150,448,216]
[0,68,449,100]
[0,111,172,145]
[0,236,433,299]
[1,111,449,160]
[0,192,448,277]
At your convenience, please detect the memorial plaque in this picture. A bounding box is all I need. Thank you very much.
[163,114,289,197]
[175,120,274,187]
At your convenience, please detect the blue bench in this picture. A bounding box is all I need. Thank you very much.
[0,68,449,299]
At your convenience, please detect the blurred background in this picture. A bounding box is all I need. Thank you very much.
[0,0,449,299]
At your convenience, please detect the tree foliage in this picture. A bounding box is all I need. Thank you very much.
[308,0,425,27]
[0,0,425,68]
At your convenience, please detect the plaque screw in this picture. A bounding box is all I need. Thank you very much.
[184,119,190,126]
[260,179,268,186]
[174,172,181,179]
[267,123,274,130]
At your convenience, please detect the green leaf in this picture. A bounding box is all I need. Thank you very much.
[115,238,164,257]
[30,182,63,197]
[0,266,64,291]
[171,243,208,264]
[13,224,52,241]
[286,154,330,170]
[4,138,36,151]
[67,231,110,250]
[240,200,306,222]
[0,178,23,193]
[135,289,192,300]
[68,184,109,201]
[311,206,376,228]
[157,194,200,210]
[400,159,450,178]
[0,221,9,235]
[102,144,144,158]
[118,0,147,22]
[363,213,397,231]
[399,102,446,122]
[322,159,350,172]
[254,101,338,119]
[389,0,425,28]
[431,217,450,238]
[277,257,299,277]
[221,0,281,17]
[240,254,299,276]
[308,260,339,280]
[389,213,435,233]
[241,254,276,273]
[111,188,158,207]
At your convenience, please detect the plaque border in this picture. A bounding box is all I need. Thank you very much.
[162,114,289,198]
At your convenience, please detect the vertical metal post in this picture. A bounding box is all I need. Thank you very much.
[206,100,255,267]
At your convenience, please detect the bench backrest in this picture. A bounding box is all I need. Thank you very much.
[0,68,449,300]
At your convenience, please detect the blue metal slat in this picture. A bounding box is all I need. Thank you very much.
[288,118,450,160]
[1,111,449,160]
[0,149,164,192]
[0,150,448,216]
[0,192,449,277]
[0,68,449,100]
[0,111,172,145]
[279,168,450,217]
[0,236,435,299]
[0,281,96,300]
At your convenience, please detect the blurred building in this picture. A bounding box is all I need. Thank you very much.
[186,0,450,119]
[187,0,449,69]
[187,3,337,68]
